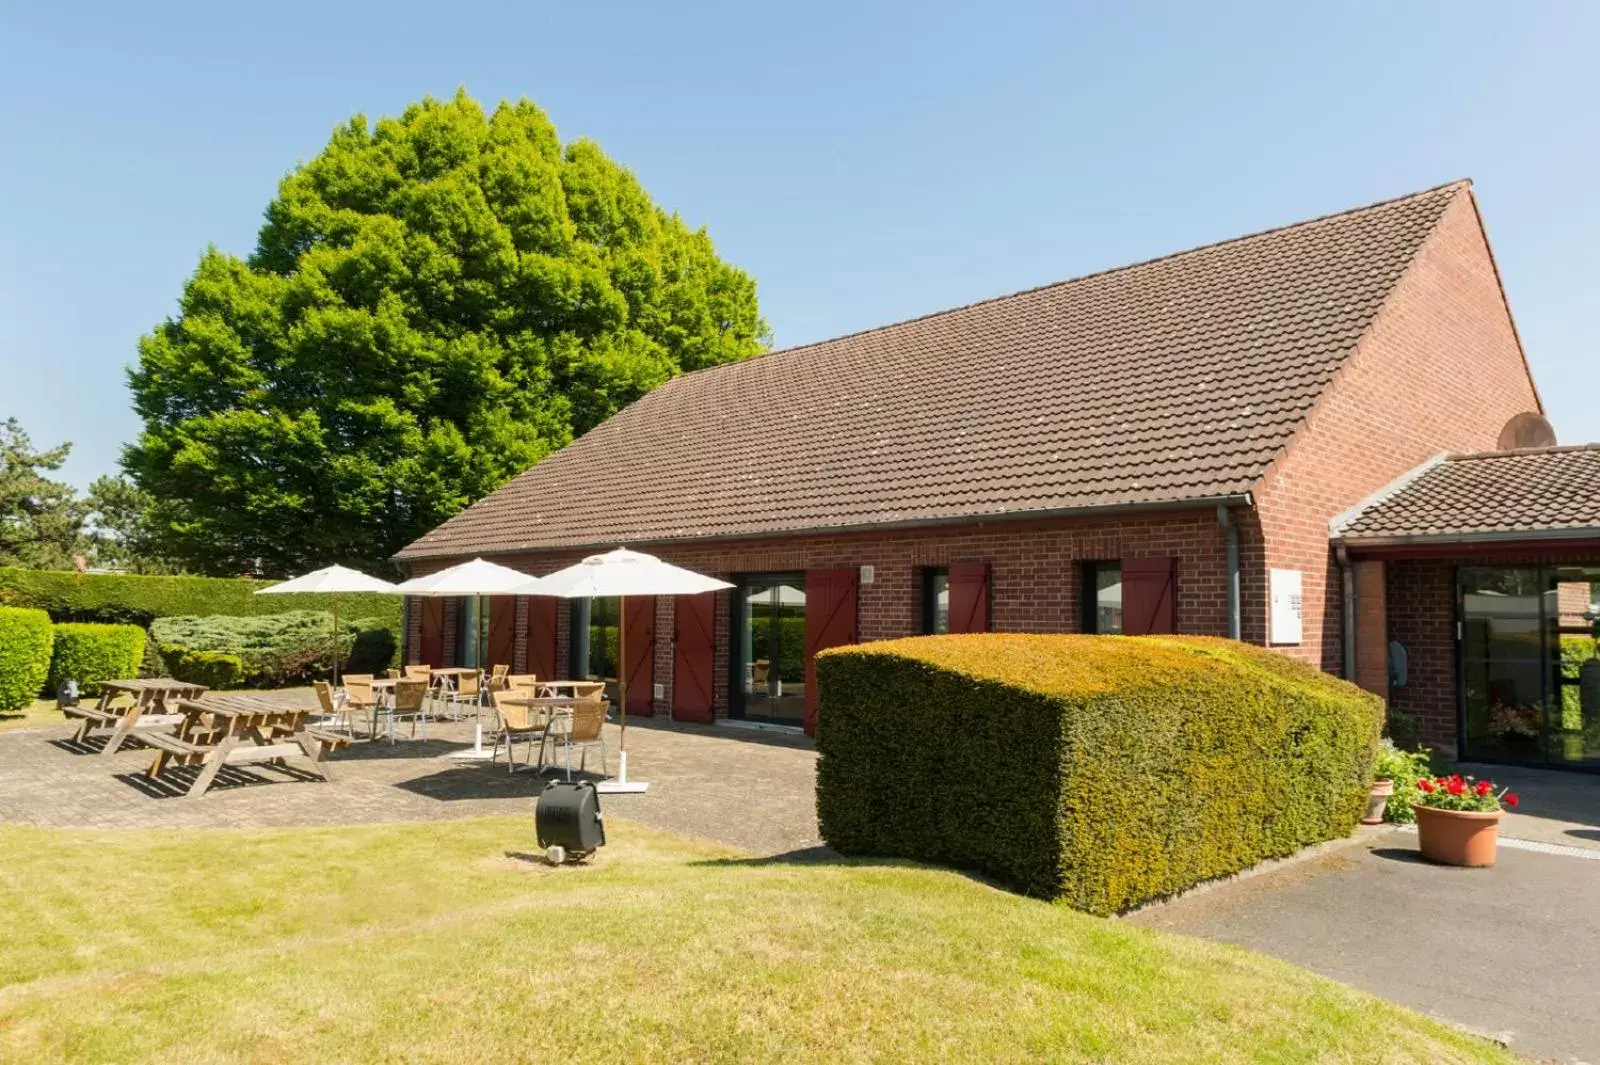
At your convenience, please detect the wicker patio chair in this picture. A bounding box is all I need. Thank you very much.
[382,678,430,743]
[339,675,379,739]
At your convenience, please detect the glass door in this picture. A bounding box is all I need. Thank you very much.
[733,575,806,725]
[1549,567,1600,767]
[1459,567,1547,763]
[1459,565,1600,768]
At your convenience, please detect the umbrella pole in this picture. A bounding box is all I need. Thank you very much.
[332,601,340,689]
[617,597,628,781]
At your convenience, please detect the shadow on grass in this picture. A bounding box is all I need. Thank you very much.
[689,847,1012,894]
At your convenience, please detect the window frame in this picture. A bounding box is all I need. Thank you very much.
[921,566,950,635]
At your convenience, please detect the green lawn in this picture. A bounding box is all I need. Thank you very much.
[0,698,67,733]
[0,817,1512,1064]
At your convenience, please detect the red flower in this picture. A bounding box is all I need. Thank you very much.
[1475,780,1492,796]
[1449,774,1464,787]
[1504,792,1519,807]
[1418,779,1435,793]
[1446,778,1466,796]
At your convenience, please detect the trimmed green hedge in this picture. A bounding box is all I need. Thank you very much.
[0,607,54,711]
[152,610,397,688]
[0,568,399,629]
[160,647,246,689]
[47,623,148,697]
[815,634,1383,915]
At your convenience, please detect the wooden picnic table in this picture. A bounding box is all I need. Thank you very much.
[60,679,209,755]
[141,695,351,799]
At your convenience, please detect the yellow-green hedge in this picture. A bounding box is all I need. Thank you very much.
[0,607,54,711]
[815,634,1383,915]
[47,623,148,698]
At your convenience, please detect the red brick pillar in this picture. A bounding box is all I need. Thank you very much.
[1352,560,1389,703]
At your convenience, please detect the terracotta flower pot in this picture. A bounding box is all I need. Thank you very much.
[1412,805,1502,867]
[1362,779,1395,824]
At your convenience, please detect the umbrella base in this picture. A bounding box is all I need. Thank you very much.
[449,723,495,760]
[596,750,649,793]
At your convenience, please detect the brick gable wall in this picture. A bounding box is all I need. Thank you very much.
[1252,190,1541,675]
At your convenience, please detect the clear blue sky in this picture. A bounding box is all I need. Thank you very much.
[2,1,1596,489]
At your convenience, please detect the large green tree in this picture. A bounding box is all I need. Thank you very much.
[127,90,768,577]
[0,419,85,570]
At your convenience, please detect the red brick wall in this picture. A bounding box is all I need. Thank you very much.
[405,505,1255,720]
[1254,189,1541,674]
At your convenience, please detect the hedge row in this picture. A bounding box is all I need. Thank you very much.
[815,634,1383,915]
[152,611,397,688]
[47,623,148,698]
[0,568,400,629]
[0,607,54,711]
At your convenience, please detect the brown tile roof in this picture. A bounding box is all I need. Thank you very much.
[1335,445,1600,543]
[398,182,1469,560]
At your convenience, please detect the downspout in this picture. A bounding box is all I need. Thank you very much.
[1216,505,1241,640]
[1337,543,1355,681]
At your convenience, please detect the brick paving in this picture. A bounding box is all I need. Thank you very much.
[0,695,821,857]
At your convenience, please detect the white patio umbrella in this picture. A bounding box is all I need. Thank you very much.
[395,557,537,759]
[514,548,731,793]
[255,564,399,687]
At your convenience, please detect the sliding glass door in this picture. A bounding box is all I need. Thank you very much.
[1458,566,1600,768]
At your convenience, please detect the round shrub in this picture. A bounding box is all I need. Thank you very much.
[47,623,148,697]
[0,606,54,711]
[158,645,246,690]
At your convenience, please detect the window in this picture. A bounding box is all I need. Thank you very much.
[1082,562,1123,634]
[921,567,950,634]
[733,575,807,724]
[456,596,481,667]
[569,597,620,684]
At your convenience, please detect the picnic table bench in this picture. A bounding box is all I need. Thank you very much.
[60,679,209,755]
[146,695,352,798]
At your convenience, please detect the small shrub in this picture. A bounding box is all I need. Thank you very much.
[816,634,1383,915]
[158,645,246,689]
[0,607,53,711]
[47,623,147,697]
[152,610,398,687]
[1374,740,1432,823]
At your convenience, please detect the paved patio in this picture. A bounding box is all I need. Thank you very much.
[0,698,821,856]
[1132,767,1600,1064]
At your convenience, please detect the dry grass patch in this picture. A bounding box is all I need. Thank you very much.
[0,817,1513,1064]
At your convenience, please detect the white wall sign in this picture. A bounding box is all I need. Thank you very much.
[1270,568,1303,645]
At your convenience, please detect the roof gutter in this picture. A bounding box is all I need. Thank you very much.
[394,492,1257,564]
[1336,525,1600,550]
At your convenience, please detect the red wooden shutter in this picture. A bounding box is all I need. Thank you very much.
[804,569,859,737]
[1122,557,1177,635]
[946,562,991,633]
[672,592,716,723]
[623,596,656,716]
[487,596,516,668]
[418,598,444,667]
[525,597,559,682]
